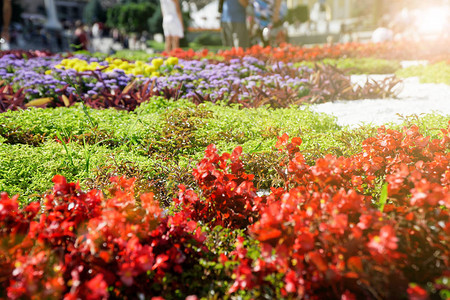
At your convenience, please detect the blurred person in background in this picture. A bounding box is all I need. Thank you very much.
[160,0,184,51]
[309,0,331,33]
[92,22,103,39]
[111,27,120,43]
[38,25,49,49]
[1,0,11,50]
[219,0,249,48]
[121,30,129,49]
[371,17,393,43]
[71,20,89,51]
[249,0,287,47]
[140,31,149,50]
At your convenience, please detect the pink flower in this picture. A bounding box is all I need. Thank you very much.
[368,225,398,255]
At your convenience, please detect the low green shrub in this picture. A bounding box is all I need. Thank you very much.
[396,61,450,85]
[296,57,401,75]
[0,141,158,204]
[1,99,448,203]
[112,49,156,62]
[192,32,223,46]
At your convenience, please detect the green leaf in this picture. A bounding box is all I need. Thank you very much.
[379,182,388,212]
[56,131,74,168]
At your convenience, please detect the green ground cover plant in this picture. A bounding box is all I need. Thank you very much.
[1,98,448,204]
[295,57,401,75]
[0,99,346,202]
[0,45,449,299]
[0,120,449,299]
[396,61,450,85]
[110,49,156,62]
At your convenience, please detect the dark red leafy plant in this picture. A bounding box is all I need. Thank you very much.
[79,80,184,111]
[302,64,401,103]
[0,83,27,112]
[0,82,55,112]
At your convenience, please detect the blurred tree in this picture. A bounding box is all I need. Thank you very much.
[106,0,191,35]
[147,3,163,34]
[84,0,107,25]
[106,1,159,33]
[286,5,309,24]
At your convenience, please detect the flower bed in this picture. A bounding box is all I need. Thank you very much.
[1,122,449,299]
[0,51,402,112]
[0,43,449,299]
[163,39,450,63]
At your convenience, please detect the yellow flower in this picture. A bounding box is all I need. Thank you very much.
[144,65,157,74]
[137,67,146,74]
[119,62,130,70]
[166,57,179,66]
[66,60,76,68]
[45,70,52,75]
[151,58,164,69]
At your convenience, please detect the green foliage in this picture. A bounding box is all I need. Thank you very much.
[147,4,163,35]
[0,140,158,203]
[396,62,450,85]
[192,32,223,46]
[147,41,166,52]
[296,57,401,75]
[395,112,450,138]
[106,1,158,33]
[286,5,309,23]
[379,182,388,211]
[105,0,187,35]
[0,99,448,203]
[83,0,107,25]
[112,49,156,61]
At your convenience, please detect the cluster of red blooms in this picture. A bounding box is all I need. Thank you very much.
[0,122,449,299]
[223,122,449,299]
[218,43,343,63]
[161,48,211,60]
[160,39,450,63]
[0,176,207,299]
[176,144,260,230]
[217,41,450,63]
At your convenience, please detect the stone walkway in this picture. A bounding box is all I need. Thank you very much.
[311,75,450,128]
